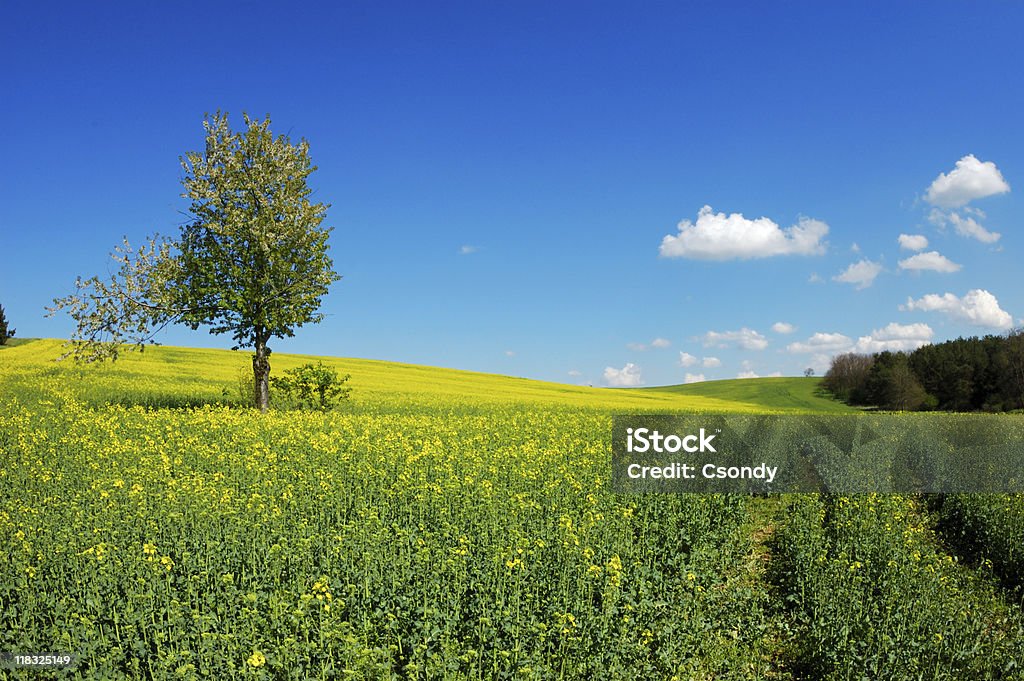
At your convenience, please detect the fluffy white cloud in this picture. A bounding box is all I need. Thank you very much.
[810,354,832,374]
[853,322,934,354]
[700,328,769,351]
[833,259,883,289]
[901,289,1013,329]
[787,332,854,354]
[946,212,1001,244]
[678,352,698,367]
[897,251,962,273]
[650,337,671,349]
[684,373,706,384]
[771,322,796,334]
[924,155,1010,208]
[898,234,929,251]
[604,363,643,387]
[702,356,722,368]
[659,205,828,260]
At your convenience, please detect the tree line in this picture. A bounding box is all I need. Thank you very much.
[823,329,1024,412]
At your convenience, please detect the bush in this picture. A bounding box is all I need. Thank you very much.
[270,361,351,411]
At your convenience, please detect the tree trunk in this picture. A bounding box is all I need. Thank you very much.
[253,336,271,413]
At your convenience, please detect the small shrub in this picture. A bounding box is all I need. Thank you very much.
[271,361,351,411]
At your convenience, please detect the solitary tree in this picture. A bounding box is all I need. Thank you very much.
[48,113,339,411]
[0,303,14,345]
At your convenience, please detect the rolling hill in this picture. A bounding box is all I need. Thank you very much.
[0,338,852,413]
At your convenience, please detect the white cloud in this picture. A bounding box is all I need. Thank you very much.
[810,354,832,374]
[946,212,1001,244]
[787,332,854,354]
[853,322,934,354]
[700,328,769,350]
[833,259,883,289]
[924,155,1010,208]
[684,373,706,384]
[678,352,698,367]
[702,356,722,368]
[459,245,478,255]
[604,363,643,387]
[851,242,861,253]
[901,289,1013,329]
[567,370,582,377]
[771,322,796,334]
[808,272,824,284]
[898,234,929,251]
[659,205,828,260]
[897,251,962,273]
[629,337,672,351]
[736,370,782,379]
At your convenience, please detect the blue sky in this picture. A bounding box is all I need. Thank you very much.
[2,1,1022,387]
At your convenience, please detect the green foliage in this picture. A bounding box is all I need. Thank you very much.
[47,112,340,411]
[3,342,1023,676]
[0,303,13,345]
[934,493,1024,597]
[270,361,351,411]
[0,392,777,678]
[822,352,874,403]
[825,330,1024,412]
[863,351,932,411]
[175,113,338,350]
[770,494,1024,678]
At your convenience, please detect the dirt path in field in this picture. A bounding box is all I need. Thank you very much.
[741,495,794,680]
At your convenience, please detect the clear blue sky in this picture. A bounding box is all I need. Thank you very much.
[2,1,1022,387]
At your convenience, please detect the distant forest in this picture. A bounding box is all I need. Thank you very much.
[823,330,1024,412]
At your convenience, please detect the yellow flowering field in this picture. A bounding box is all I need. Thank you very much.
[1,340,1022,679]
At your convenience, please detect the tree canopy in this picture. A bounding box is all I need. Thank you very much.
[0,303,14,345]
[49,112,339,411]
[823,330,1024,412]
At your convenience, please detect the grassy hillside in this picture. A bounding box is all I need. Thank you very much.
[646,376,856,413]
[0,338,855,413]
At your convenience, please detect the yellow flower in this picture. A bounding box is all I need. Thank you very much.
[247,650,266,668]
[160,555,174,571]
[143,543,157,556]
